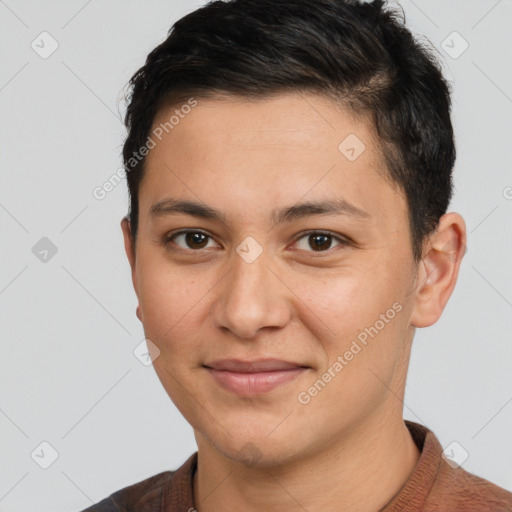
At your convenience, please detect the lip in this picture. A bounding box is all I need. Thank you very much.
[204,358,310,396]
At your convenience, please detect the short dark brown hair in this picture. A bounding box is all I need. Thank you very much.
[122,0,455,261]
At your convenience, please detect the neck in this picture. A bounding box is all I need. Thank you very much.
[192,416,421,512]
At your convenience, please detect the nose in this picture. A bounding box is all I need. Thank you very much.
[210,247,292,340]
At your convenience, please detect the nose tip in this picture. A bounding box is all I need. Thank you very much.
[211,296,282,340]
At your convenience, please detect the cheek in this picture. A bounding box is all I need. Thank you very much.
[136,256,209,354]
[293,265,410,397]
[292,266,399,340]
[137,261,209,417]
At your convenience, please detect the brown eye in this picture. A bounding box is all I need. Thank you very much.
[166,230,216,250]
[294,231,346,252]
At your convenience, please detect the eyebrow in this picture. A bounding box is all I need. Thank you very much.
[149,197,371,225]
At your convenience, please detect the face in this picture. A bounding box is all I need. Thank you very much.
[123,93,422,467]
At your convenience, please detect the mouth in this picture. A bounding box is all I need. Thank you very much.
[203,358,310,396]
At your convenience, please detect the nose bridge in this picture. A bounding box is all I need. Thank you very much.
[211,241,289,339]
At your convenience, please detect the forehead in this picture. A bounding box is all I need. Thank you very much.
[151,93,377,157]
[140,92,404,227]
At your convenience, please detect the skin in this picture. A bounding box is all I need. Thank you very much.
[121,92,466,512]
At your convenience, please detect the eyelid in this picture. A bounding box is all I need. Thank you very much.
[164,229,350,253]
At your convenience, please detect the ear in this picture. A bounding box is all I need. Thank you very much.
[410,212,467,328]
[120,216,143,323]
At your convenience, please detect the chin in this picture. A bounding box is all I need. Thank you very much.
[223,442,292,469]
[202,426,306,470]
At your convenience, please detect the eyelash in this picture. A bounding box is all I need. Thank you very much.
[162,229,350,255]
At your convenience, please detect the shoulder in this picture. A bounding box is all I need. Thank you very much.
[78,470,174,512]
[75,452,198,511]
[399,421,512,512]
[426,460,512,512]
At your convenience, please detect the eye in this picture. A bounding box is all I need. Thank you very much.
[164,230,218,251]
[163,229,349,254]
[293,231,347,253]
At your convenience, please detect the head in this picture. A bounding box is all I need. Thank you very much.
[120,0,466,468]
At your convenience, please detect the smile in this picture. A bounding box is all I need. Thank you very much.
[203,359,310,396]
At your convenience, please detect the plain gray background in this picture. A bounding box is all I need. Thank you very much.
[0,1,511,511]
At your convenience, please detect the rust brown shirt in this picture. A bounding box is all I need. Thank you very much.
[79,420,512,511]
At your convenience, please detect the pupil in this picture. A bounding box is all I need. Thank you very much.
[311,234,330,251]
[187,232,207,248]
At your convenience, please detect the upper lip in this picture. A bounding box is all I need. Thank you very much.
[204,358,309,373]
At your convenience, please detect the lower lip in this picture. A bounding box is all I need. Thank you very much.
[206,367,307,396]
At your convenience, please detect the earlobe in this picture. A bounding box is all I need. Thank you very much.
[410,212,467,328]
